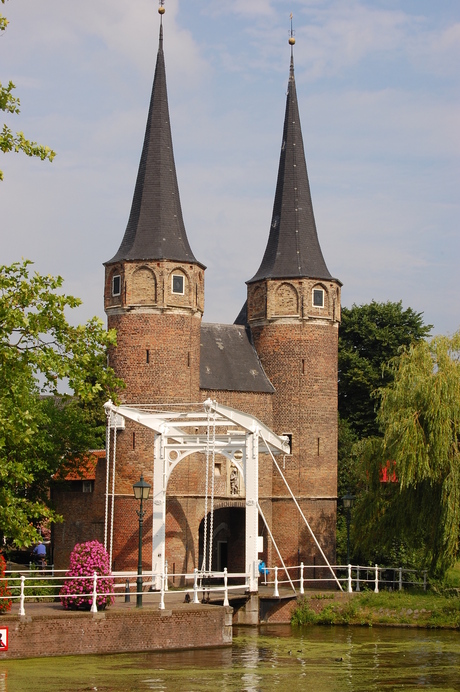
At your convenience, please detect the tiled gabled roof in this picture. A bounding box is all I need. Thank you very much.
[200,323,274,393]
[106,24,203,268]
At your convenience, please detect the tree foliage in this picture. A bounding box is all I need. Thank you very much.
[0,260,123,547]
[0,1,55,179]
[339,301,432,438]
[353,331,460,577]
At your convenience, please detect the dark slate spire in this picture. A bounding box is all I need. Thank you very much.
[248,43,332,284]
[106,18,202,267]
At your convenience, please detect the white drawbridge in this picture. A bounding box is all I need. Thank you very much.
[104,398,340,592]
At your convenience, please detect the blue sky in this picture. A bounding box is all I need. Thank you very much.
[2,0,459,336]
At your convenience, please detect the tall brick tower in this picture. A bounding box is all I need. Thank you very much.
[103,11,205,567]
[245,34,341,566]
[104,18,205,406]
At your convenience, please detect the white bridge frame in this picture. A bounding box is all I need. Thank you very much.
[104,399,290,592]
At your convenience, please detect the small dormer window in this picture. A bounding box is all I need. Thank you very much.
[172,274,184,294]
[313,288,324,308]
[112,275,121,296]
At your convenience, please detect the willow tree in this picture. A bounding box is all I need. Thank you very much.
[353,331,460,578]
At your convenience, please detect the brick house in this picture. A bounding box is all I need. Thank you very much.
[53,13,341,580]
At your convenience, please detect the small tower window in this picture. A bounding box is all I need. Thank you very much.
[112,275,121,296]
[172,274,184,294]
[313,288,324,308]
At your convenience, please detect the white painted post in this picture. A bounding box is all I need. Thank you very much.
[399,567,403,591]
[164,560,169,592]
[223,568,229,607]
[159,571,165,610]
[300,562,304,595]
[374,564,379,593]
[273,566,279,598]
[18,575,25,616]
[356,566,360,592]
[152,433,166,591]
[245,433,259,593]
[193,568,199,604]
[91,572,98,613]
[347,564,352,593]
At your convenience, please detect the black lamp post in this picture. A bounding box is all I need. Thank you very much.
[342,491,355,565]
[133,473,151,607]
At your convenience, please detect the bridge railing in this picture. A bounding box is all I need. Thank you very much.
[264,562,428,597]
[1,562,428,615]
[1,566,250,616]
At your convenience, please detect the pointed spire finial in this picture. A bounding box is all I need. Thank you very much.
[158,1,165,46]
[289,13,296,47]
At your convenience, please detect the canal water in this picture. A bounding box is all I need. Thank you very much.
[1,624,459,691]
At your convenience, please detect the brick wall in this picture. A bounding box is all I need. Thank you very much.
[52,458,107,570]
[0,606,232,660]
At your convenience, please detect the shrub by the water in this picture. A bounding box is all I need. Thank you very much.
[60,541,114,610]
[0,553,12,613]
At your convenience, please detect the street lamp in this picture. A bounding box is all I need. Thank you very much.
[133,473,151,607]
[341,491,355,565]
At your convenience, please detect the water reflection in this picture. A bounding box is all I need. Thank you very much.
[1,625,460,691]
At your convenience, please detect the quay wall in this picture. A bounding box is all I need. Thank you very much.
[0,605,233,660]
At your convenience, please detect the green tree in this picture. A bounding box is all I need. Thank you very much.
[0,260,123,547]
[0,1,55,179]
[339,301,432,438]
[353,332,460,578]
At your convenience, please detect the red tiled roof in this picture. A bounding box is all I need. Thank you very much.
[55,450,105,481]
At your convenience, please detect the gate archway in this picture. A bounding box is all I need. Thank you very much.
[199,507,246,574]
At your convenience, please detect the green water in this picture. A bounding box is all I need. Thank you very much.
[1,625,459,691]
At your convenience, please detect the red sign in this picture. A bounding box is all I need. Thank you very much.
[0,629,8,652]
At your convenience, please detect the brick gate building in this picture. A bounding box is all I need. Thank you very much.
[53,9,341,579]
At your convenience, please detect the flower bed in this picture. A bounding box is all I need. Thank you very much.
[60,541,114,610]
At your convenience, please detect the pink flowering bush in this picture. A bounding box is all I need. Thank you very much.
[60,541,114,610]
[0,553,12,614]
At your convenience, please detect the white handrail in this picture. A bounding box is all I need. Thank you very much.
[0,563,429,616]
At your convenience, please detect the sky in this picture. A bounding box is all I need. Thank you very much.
[2,0,459,337]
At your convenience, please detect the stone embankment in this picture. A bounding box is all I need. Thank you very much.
[0,595,233,660]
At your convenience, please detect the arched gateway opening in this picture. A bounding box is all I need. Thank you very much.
[199,507,246,574]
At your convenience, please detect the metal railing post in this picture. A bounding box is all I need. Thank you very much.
[347,564,353,593]
[374,564,379,593]
[18,575,26,616]
[91,572,98,613]
[164,560,169,592]
[299,562,304,595]
[356,566,360,592]
[193,568,199,604]
[399,567,403,591]
[223,568,229,607]
[273,566,279,598]
[159,570,165,610]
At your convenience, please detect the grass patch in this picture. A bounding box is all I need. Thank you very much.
[292,590,460,629]
[445,561,460,588]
